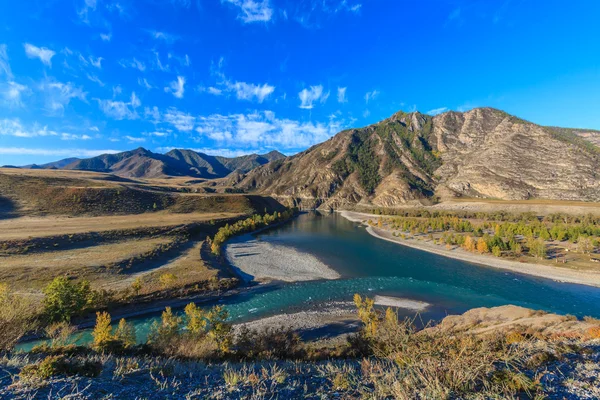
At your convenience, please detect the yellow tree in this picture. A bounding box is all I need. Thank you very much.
[463,236,476,252]
[114,318,136,348]
[92,311,113,349]
[184,303,207,336]
[476,237,489,254]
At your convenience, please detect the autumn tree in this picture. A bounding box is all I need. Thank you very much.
[476,237,489,254]
[114,318,136,348]
[463,236,476,252]
[92,311,113,350]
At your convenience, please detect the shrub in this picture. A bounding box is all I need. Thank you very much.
[114,318,136,348]
[0,283,39,351]
[234,326,305,360]
[351,294,543,398]
[20,355,102,382]
[492,245,502,257]
[147,307,182,353]
[158,273,177,289]
[92,312,136,353]
[43,276,94,322]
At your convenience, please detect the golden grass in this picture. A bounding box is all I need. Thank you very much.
[0,237,174,291]
[0,212,238,240]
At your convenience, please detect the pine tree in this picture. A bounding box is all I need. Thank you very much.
[114,318,136,348]
[92,311,113,349]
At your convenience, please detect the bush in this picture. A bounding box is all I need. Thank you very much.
[351,295,543,398]
[43,276,94,322]
[211,210,295,255]
[92,311,136,353]
[20,355,102,382]
[0,283,39,351]
[234,326,305,360]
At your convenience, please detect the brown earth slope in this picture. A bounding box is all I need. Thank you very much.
[236,108,600,209]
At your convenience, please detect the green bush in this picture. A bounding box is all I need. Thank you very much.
[20,355,102,381]
[43,277,94,323]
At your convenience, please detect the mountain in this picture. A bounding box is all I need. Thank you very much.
[59,148,285,179]
[62,148,193,179]
[22,157,80,170]
[236,108,600,209]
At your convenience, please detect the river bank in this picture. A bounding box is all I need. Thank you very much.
[340,210,600,288]
[224,218,341,282]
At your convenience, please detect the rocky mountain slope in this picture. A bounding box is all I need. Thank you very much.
[236,108,600,209]
[60,148,285,179]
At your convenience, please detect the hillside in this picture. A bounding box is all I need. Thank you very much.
[236,108,600,209]
[60,148,285,179]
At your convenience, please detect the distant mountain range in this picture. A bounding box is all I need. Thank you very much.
[8,107,600,208]
[18,148,286,179]
[236,108,600,208]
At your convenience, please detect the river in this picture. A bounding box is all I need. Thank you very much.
[20,212,600,348]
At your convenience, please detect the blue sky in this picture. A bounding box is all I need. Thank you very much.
[1,0,600,165]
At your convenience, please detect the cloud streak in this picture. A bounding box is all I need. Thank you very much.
[24,43,56,67]
[299,85,329,109]
[222,0,273,23]
[165,76,186,98]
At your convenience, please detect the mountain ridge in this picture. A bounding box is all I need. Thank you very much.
[30,148,286,179]
[235,107,600,209]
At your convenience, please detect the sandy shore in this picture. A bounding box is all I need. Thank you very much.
[234,302,359,340]
[340,211,600,288]
[374,295,429,311]
[225,233,340,282]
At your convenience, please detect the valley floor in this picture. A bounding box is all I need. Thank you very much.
[340,211,600,288]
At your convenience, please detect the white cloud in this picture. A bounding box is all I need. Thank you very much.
[0,44,12,78]
[298,85,330,109]
[154,51,169,72]
[40,80,87,115]
[100,32,112,41]
[364,89,379,104]
[158,146,268,158]
[149,30,180,43]
[87,74,104,86]
[224,81,274,102]
[138,77,153,89]
[77,0,97,23]
[0,119,59,138]
[144,106,161,123]
[426,107,448,116]
[1,81,29,108]
[113,85,122,97]
[165,76,185,98]
[146,130,169,137]
[163,108,195,131]
[205,86,223,95]
[61,133,92,140]
[222,0,273,23]
[125,135,146,143]
[120,58,146,72]
[97,92,141,120]
[24,43,56,67]
[337,87,347,103]
[90,56,103,68]
[195,110,344,149]
[0,147,119,157]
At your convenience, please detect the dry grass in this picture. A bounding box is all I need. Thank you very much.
[0,237,175,291]
[0,212,238,241]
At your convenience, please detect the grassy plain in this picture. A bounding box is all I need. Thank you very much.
[0,168,285,307]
